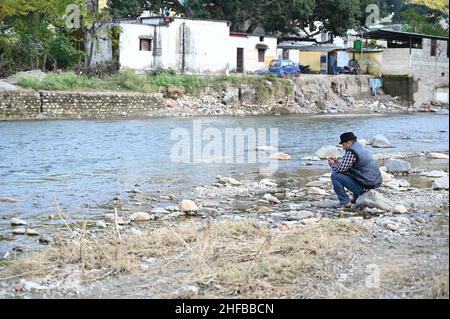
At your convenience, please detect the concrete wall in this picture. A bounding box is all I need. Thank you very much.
[228,35,278,72]
[299,52,322,72]
[120,19,278,74]
[120,19,231,73]
[353,51,383,75]
[381,39,449,107]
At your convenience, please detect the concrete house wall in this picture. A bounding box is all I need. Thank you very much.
[381,39,449,106]
[120,18,232,73]
[229,34,278,72]
[119,18,278,74]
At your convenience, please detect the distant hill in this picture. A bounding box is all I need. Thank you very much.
[410,0,449,14]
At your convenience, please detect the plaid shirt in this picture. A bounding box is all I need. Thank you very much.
[331,151,357,173]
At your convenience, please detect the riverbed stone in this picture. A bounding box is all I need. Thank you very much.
[130,212,152,222]
[432,176,449,190]
[291,211,314,220]
[179,200,199,213]
[393,204,408,214]
[263,194,281,204]
[356,190,394,211]
[11,218,27,226]
[427,152,449,159]
[12,228,40,236]
[218,177,242,186]
[308,187,328,196]
[260,179,277,187]
[370,134,393,148]
[313,199,338,208]
[257,206,274,214]
[315,146,341,159]
[269,152,292,161]
[421,170,447,178]
[385,159,411,174]
[381,170,393,183]
[301,156,321,161]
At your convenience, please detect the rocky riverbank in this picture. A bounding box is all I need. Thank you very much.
[3,75,447,120]
[0,148,448,299]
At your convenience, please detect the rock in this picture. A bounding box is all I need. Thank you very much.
[385,159,411,174]
[18,279,47,291]
[301,156,321,161]
[95,221,108,228]
[218,177,242,186]
[0,79,20,92]
[381,170,393,183]
[12,228,40,236]
[385,222,400,231]
[151,207,169,214]
[129,212,152,222]
[291,211,314,220]
[11,218,27,226]
[306,180,328,187]
[416,217,426,223]
[260,179,278,187]
[179,200,199,213]
[432,176,449,190]
[270,152,292,161]
[301,217,321,225]
[370,134,393,148]
[313,200,338,208]
[356,190,394,211]
[427,152,449,159]
[39,236,54,245]
[421,170,447,178]
[308,187,328,196]
[385,179,410,190]
[263,194,281,204]
[165,206,180,212]
[257,206,274,214]
[393,204,408,214]
[0,198,18,203]
[315,146,342,159]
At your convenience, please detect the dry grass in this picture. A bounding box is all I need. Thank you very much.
[0,217,368,298]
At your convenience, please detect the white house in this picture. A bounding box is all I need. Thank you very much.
[119,15,278,74]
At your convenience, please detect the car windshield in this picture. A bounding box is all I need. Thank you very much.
[269,61,281,67]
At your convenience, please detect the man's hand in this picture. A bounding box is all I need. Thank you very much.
[327,158,336,167]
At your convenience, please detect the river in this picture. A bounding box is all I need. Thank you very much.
[0,113,448,245]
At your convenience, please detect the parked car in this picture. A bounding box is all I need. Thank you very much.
[268,59,301,78]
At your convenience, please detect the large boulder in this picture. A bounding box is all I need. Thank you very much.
[420,170,447,178]
[6,70,46,84]
[178,200,199,213]
[315,146,343,159]
[356,190,395,211]
[432,176,449,190]
[385,159,411,174]
[370,134,393,148]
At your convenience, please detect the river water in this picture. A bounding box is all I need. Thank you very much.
[0,114,448,233]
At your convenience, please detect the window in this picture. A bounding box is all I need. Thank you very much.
[140,38,152,51]
[259,36,264,42]
[431,39,437,57]
[258,49,265,63]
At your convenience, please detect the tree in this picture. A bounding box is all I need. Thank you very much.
[107,0,186,19]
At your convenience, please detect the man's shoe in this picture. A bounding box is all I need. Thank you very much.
[339,202,352,209]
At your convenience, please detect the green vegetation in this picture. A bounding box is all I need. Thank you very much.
[17,69,293,101]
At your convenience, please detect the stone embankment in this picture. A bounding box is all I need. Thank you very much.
[1,75,436,120]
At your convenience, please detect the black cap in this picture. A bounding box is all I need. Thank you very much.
[340,132,357,144]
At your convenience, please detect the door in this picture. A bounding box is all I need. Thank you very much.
[237,48,244,73]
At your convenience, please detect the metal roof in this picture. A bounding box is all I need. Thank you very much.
[362,29,449,42]
[277,44,344,52]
